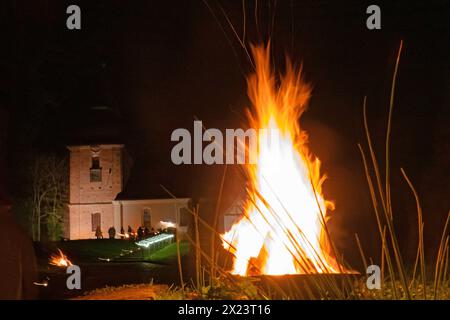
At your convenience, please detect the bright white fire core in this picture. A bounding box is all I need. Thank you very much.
[222,44,344,276]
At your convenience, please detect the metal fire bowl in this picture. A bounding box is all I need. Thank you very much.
[242,273,361,299]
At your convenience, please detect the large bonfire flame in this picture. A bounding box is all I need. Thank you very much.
[222,44,345,276]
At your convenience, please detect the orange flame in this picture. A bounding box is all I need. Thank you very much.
[49,249,73,267]
[222,44,345,276]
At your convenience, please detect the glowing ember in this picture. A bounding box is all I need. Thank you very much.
[49,249,73,267]
[118,233,130,238]
[222,44,345,276]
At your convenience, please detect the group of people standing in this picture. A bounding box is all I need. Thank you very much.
[95,225,157,241]
[125,225,157,241]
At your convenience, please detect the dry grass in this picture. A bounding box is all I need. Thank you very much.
[73,283,170,300]
[158,41,450,300]
[357,41,449,300]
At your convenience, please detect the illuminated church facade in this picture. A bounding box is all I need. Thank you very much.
[64,107,190,240]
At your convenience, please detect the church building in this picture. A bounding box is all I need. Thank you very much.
[64,107,191,240]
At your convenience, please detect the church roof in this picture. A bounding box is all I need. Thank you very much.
[115,183,187,201]
[115,165,192,201]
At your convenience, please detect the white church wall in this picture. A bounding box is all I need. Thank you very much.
[68,203,114,239]
[113,198,190,233]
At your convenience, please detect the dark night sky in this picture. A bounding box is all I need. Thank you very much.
[0,0,448,264]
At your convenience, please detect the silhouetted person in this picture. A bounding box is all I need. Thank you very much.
[108,226,116,239]
[127,226,135,241]
[144,227,150,238]
[0,187,38,299]
[95,226,103,239]
[137,227,144,241]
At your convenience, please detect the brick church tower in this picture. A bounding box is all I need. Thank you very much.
[64,103,129,239]
[66,144,125,239]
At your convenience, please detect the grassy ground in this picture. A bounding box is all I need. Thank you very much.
[37,239,190,299]
[76,278,450,300]
[52,239,139,263]
[40,239,189,264]
[127,242,190,263]
[73,284,171,300]
[54,239,448,300]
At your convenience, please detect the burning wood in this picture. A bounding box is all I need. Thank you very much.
[49,249,72,267]
[222,44,346,276]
